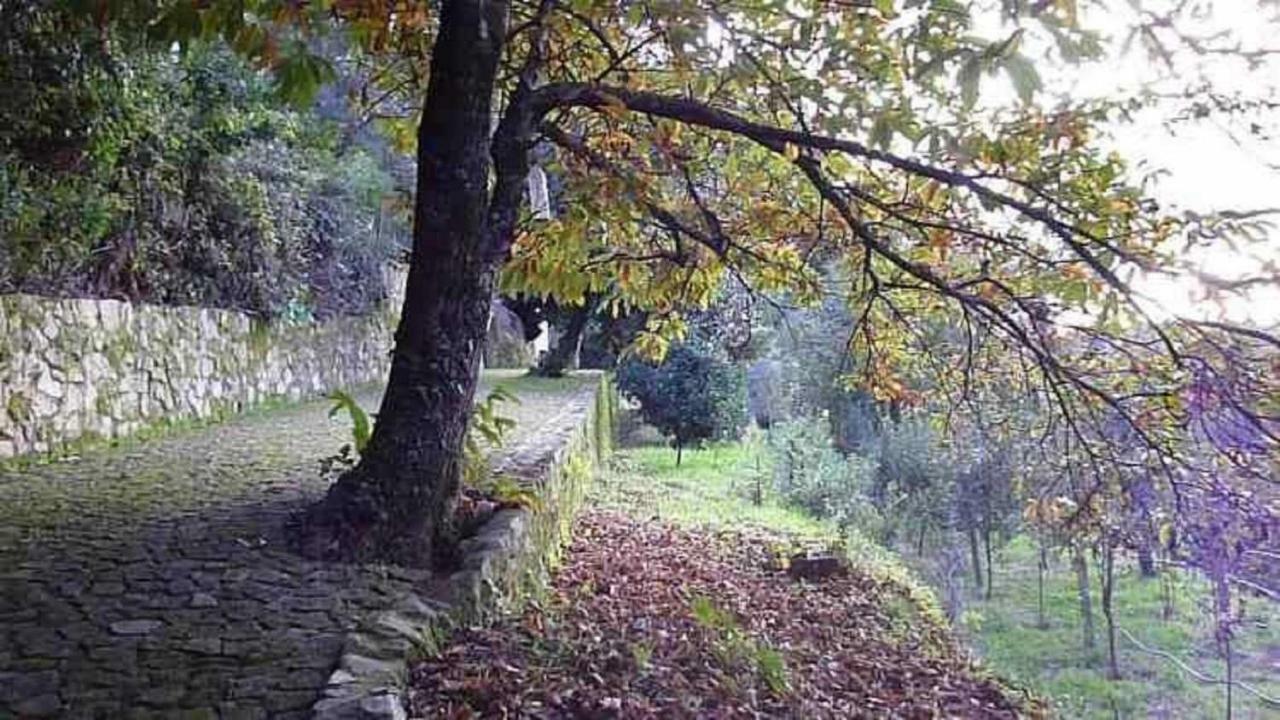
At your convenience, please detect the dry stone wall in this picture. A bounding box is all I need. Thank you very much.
[0,271,405,458]
[0,268,540,459]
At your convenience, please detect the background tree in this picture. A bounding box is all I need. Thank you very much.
[616,337,747,465]
[533,293,602,377]
[0,2,408,318]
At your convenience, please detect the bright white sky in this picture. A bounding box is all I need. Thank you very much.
[976,1,1280,325]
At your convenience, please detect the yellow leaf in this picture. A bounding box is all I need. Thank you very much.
[783,142,799,161]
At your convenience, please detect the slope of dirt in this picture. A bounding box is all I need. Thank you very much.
[409,511,1031,719]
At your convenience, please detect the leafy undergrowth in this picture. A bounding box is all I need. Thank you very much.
[410,446,1033,718]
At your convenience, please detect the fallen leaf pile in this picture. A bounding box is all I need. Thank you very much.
[410,511,1030,718]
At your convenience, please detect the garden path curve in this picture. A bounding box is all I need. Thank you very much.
[0,372,595,720]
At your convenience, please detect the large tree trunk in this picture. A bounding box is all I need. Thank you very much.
[297,0,514,567]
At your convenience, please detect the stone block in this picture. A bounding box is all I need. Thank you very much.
[13,693,61,717]
[110,619,164,636]
[338,653,405,688]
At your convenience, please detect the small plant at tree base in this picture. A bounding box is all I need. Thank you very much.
[328,390,372,453]
[321,387,522,493]
[319,390,374,479]
[462,386,520,487]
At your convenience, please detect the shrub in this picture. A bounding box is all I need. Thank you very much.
[767,417,881,533]
[0,7,406,319]
[874,418,954,547]
[616,341,747,463]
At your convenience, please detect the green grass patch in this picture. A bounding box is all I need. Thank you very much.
[595,441,835,540]
[951,535,1280,719]
[486,368,602,396]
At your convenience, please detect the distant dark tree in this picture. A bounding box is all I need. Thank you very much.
[505,292,638,375]
[501,294,549,342]
[535,293,601,377]
[578,309,648,370]
[617,341,747,465]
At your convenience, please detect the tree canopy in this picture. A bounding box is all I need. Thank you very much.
[71,0,1279,569]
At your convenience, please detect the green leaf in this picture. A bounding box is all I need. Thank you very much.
[869,113,894,150]
[958,55,983,109]
[1002,55,1042,105]
[150,2,203,47]
[276,49,335,107]
[327,390,372,454]
[915,48,963,82]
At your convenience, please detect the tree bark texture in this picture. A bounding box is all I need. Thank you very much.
[297,0,520,566]
[1037,542,1049,629]
[1136,537,1157,578]
[1101,536,1121,679]
[983,525,994,600]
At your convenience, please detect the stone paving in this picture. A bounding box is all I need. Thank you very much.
[0,373,594,719]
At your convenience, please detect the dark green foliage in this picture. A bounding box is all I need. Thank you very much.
[0,2,405,319]
[616,341,747,460]
[760,264,887,453]
[872,420,954,547]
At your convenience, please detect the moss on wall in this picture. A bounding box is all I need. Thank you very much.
[448,374,617,624]
[0,287,400,459]
[7,392,32,424]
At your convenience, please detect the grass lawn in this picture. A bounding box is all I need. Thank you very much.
[483,368,602,395]
[945,535,1280,719]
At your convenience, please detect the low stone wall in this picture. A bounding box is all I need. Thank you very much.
[314,373,616,719]
[451,374,615,619]
[0,290,401,458]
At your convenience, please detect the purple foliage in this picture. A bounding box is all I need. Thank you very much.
[1185,362,1273,456]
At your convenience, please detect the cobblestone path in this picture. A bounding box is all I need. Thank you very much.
[0,372,597,719]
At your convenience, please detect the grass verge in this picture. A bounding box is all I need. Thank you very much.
[948,535,1280,719]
